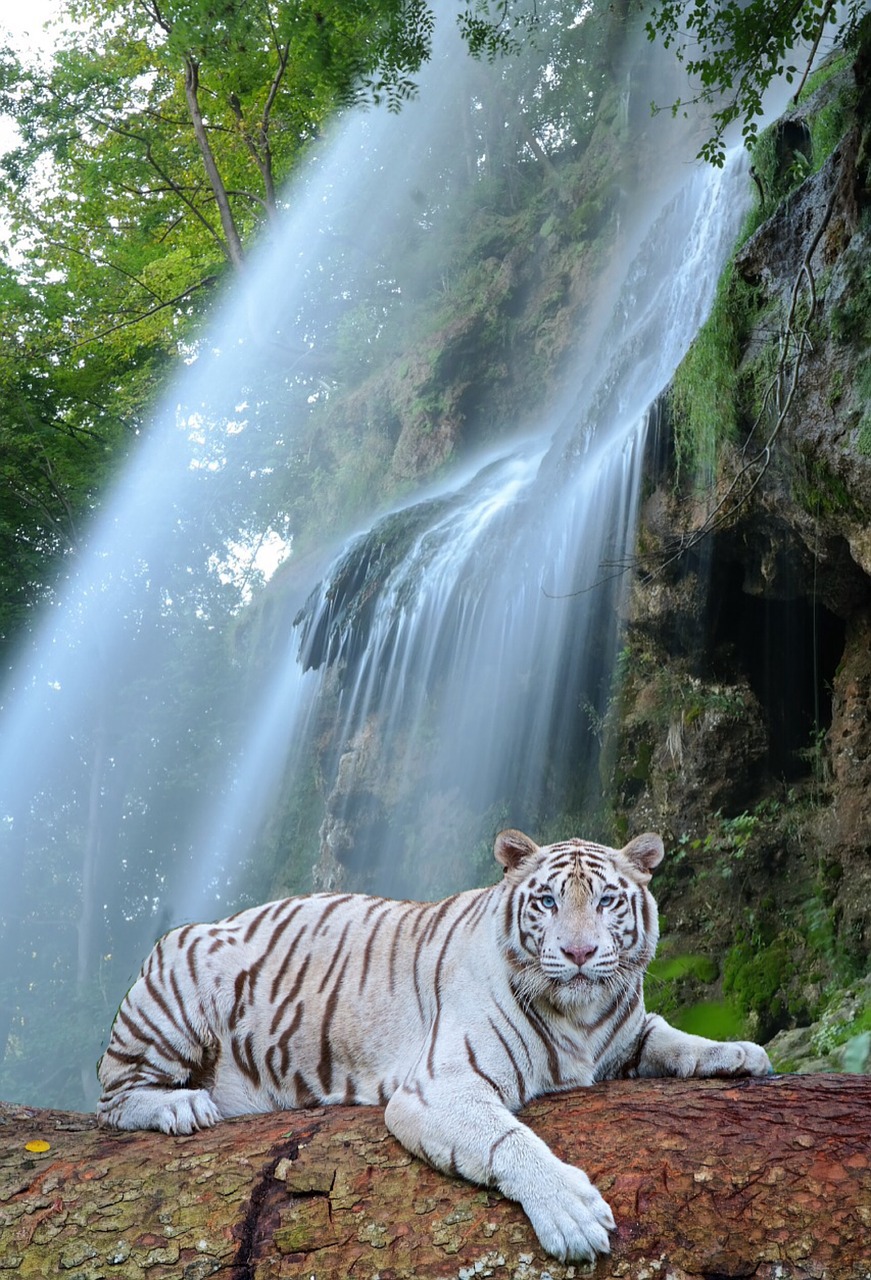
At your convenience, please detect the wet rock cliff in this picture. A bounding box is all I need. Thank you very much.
[611,34,871,1067]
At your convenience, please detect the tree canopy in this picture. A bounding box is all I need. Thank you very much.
[646,0,870,163]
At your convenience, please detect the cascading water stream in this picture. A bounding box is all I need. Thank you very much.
[186,136,753,913]
[286,147,754,896]
[0,6,780,1109]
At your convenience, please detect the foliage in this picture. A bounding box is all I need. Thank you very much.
[0,262,145,647]
[745,51,856,213]
[676,808,760,875]
[2,0,438,365]
[459,0,540,61]
[645,0,868,166]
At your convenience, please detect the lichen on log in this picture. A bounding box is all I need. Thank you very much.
[1,1074,869,1278]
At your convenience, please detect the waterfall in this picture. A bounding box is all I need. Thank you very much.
[0,10,759,1111]
[283,148,754,897]
[174,147,754,915]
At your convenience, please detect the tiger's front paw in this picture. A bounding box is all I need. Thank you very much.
[689,1039,773,1079]
[520,1158,615,1262]
[715,1040,772,1076]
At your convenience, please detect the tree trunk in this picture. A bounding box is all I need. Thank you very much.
[2,1074,869,1279]
[184,55,246,271]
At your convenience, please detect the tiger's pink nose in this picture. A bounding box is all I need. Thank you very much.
[562,943,597,968]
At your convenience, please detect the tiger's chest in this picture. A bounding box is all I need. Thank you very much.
[514,991,646,1097]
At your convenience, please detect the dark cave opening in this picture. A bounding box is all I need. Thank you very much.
[708,561,846,780]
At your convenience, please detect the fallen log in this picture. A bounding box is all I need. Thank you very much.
[1,1073,869,1279]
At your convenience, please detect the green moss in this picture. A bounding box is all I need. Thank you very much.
[794,450,865,519]
[857,413,871,456]
[830,258,871,347]
[616,738,653,787]
[648,952,718,984]
[805,60,857,169]
[722,931,794,1034]
[645,944,721,1024]
[669,264,759,487]
[826,367,845,407]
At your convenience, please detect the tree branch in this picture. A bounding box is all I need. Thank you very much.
[792,0,840,103]
[58,276,217,353]
[1,1075,868,1277]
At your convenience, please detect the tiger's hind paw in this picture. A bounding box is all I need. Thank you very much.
[99,1087,222,1134]
[154,1088,222,1134]
[521,1159,615,1262]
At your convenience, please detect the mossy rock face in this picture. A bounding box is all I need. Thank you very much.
[603,32,871,1054]
[767,975,871,1073]
[723,933,804,1040]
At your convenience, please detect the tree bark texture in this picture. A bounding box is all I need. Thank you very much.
[1,1074,869,1280]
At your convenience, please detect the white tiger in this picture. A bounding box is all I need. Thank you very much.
[97,828,771,1262]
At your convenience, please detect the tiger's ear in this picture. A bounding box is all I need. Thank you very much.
[620,832,664,882]
[494,828,540,873]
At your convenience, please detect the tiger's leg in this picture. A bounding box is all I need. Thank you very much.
[97,968,223,1134]
[385,1073,614,1263]
[633,1012,772,1078]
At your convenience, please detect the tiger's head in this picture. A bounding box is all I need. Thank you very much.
[494,828,664,1011]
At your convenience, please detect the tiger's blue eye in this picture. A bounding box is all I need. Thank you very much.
[540,893,557,910]
[598,893,615,909]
